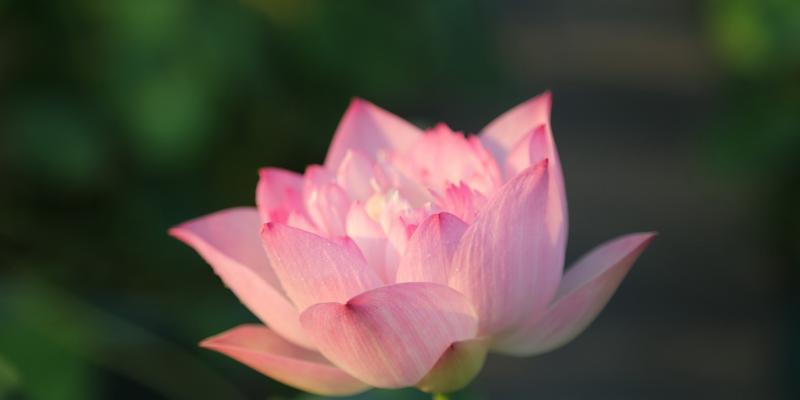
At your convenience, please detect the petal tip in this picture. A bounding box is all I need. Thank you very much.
[257,167,280,180]
[350,96,366,107]
[347,97,375,115]
[168,220,201,245]
[198,338,215,350]
[519,91,553,110]
[431,211,464,229]
[530,90,553,117]
[630,231,658,247]
[635,231,658,251]
[514,157,550,178]
[167,225,185,240]
[525,157,549,173]
[198,332,226,351]
[199,323,267,351]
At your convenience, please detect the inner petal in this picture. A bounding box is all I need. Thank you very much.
[389,124,503,196]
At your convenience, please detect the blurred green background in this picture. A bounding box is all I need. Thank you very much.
[0,0,798,399]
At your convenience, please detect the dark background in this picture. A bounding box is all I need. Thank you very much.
[1,1,798,399]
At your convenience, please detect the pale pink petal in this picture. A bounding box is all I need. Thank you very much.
[373,158,433,207]
[479,91,552,164]
[390,124,502,195]
[336,150,376,201]
[356,190,429,281]
[466,134,505,191]
[346,203,390,282]
[256,168,305,224]
[299,282,478,388]
[304,164,335,186]
[332,235,370,267]
[286,210,318,233]
[304,181,350,238]
[301,166,338,235]
[261,222,383,311]
[493,233,656,356]
[504,129,539,179]
[449,160,564,336]
[169,208,313,349]
[383,216,416,282]
[396,212,468,285]
[505,125,569,257]
[325,98,422,169]
[369,189,419,233]
[432,182,487,223]
[201,324,368,396]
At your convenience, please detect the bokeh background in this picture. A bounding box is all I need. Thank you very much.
[1,0,798,399]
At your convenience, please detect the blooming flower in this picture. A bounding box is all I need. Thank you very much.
[170,92,655,396]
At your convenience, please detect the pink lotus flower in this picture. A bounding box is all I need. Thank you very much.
[170,92,655,396]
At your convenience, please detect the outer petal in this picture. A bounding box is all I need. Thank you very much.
[332,236,370,265]
[256,168,305,224]
[493,233,656,356]
[395,212,468,285]
[169,208,313,349]
[325,98,422,169]
[261,222,383,311]
[449,160,564,336]
[299,282,478,388]
[479,91,552,164]
[201,324,368,396]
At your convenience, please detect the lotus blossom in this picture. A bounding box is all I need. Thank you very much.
[170,92,655,396]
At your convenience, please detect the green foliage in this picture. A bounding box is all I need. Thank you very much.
[704,0,800,174]
[707,0,800,74]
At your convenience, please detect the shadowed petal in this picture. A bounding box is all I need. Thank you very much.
[299,283,478,388]
[416,337,489,394]
[449,160,564,336]
[201,325,369,396]
[325,98,422,169]
[261,222,383,311]
[169,208,313,349]
[493,233,656,356]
